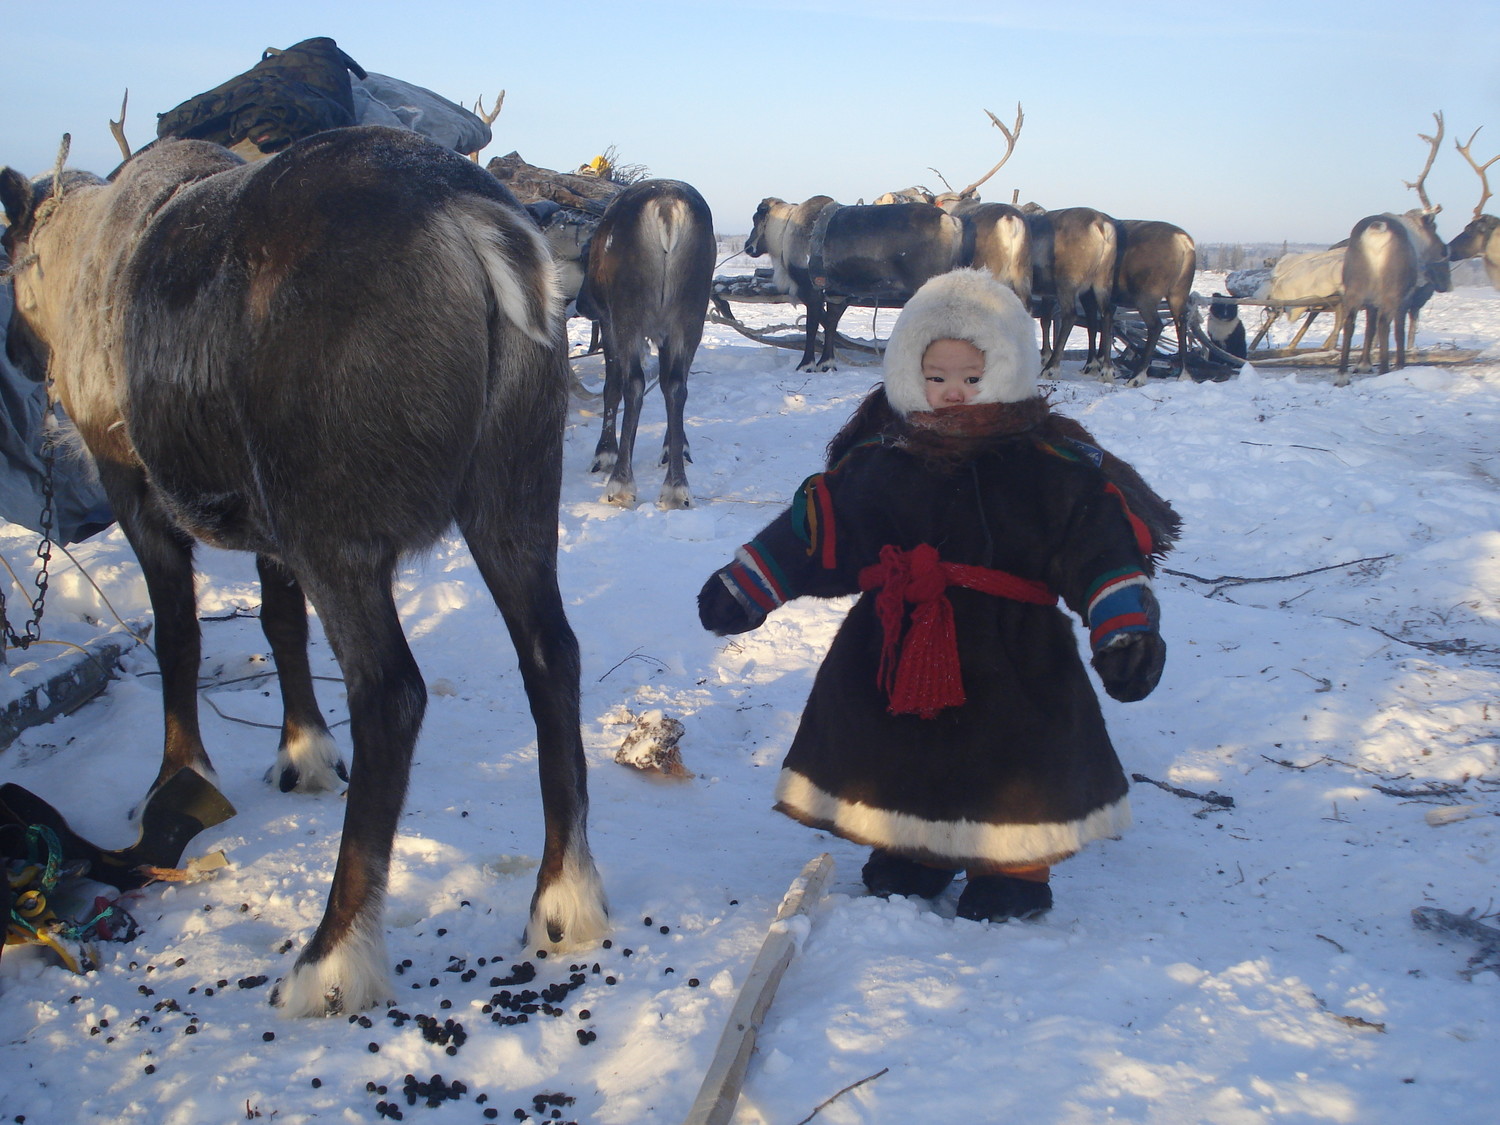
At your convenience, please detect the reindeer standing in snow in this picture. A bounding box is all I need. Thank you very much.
[1,126,608,1016]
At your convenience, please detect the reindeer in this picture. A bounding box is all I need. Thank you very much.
[961,202,1032,307]
[742,194,839,371]
[1032,206,1120,380]
[0,126,608,1015]
[1112,219,1197,386]
[1337,113,1452,385]
[744,106,1023,372]
[1447,126,1500,287]
[525,199,597,305]
[743,196,963,371]
[1337,213,1423,383]
[576,179,715,509]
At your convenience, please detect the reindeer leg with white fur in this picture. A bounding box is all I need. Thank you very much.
[256,555,347,794]
[274,555,423,1017]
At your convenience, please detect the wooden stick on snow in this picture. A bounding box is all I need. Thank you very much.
[682,852,836,1125]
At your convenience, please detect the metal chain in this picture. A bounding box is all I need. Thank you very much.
[2,409,58,652]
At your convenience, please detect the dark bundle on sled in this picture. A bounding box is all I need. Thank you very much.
[156,36,367,153]
[486,151,626,216]
[827,386,1181,564]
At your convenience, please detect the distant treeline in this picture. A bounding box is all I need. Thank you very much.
[1196,243,1324,271]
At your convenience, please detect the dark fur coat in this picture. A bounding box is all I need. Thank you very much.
[700,392,1177,868]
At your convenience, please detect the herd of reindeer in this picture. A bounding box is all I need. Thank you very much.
[1,86,1497,1018]
[719,108,1500,396]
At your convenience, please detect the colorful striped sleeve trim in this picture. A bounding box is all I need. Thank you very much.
[1086,567,1153,651]
[1038,437,1103,467]
[723,541,792,614]
[790,472,838,568]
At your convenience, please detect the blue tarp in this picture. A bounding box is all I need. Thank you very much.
[0,255,114,545]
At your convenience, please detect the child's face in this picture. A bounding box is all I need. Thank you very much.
[921,337,986,409]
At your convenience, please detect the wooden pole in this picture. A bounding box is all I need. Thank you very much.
[682,853,835,1125]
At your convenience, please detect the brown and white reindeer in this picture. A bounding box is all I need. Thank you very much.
[0,126,608,1015]
[1338,212,1423,382]
[1031,206,1121,380]
[1337,113,1452,384]
[1446,126,1500,288]
[576,179,715,509]
[961,202,1033,307]
[929,107,1032,306]
[1111,219,1197,386]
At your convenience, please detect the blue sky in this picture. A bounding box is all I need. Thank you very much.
[3,1,1497,244]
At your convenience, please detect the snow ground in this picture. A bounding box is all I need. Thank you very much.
[1,273,1497,1124]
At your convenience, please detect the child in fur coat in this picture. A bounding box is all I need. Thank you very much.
[697,269,1179,922]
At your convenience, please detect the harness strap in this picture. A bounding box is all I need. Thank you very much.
[806,200,843,288]
[858,543,1055,719]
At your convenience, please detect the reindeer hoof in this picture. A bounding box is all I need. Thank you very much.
[657,485,692,510]
[275,921,391,1017]
[527,856,609,953]
[601,480,637,507]
[266,727,346,794]
[589,451,617,474]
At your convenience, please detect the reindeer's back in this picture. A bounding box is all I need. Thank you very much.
[583,179,714,339]
[119,127,562,553]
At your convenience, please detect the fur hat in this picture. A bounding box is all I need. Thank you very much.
[882,268,1040,416]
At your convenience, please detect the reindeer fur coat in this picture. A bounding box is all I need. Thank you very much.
[698,270,1177,870]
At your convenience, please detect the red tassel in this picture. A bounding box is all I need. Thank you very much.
[861,544,1056,720]
[888,591,964,718]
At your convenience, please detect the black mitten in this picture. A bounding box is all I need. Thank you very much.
[1092,632,1166,702]
[697,571,767,636]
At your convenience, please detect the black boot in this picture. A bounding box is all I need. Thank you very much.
[956,874,1053,922]
[861,849,958,899]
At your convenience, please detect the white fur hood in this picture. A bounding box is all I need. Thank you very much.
[882,269,1040,415]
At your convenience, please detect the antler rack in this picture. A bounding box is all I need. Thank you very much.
[1455,125,1498,219]
[957,103,1024,200]
[1404,110,1444,212]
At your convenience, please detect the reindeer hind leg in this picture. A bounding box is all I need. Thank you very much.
[275,553,424,1016]
[589,334,624,475]
[656,336,693,510]
[602,332,645,506]
[256,555,346,794]
[813,298,850,372]
[456,462,607,951]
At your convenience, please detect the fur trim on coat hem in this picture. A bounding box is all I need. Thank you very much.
[774,767,1131,868]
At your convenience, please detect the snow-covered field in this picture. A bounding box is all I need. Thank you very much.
[2,274,1497,1124]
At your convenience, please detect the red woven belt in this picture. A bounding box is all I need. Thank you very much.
[858,543,1056,718]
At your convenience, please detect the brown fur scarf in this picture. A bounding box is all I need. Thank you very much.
[825,385,1182,562]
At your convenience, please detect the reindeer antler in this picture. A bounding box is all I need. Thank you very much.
[957,103,1024,200]
[109,89,131,162]
[474,89,505,126]
[1404,110,1444,212]
[1455,126,1499,220]
[469,90,504,161]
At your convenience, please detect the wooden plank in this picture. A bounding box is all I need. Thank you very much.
[683,853,835,1125]
[1247,347,1482,367]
